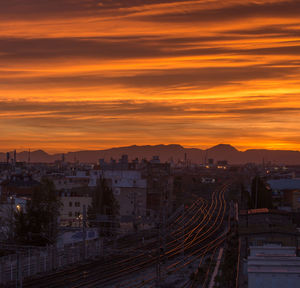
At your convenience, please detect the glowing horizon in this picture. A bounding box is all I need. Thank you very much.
[1,0,300,152]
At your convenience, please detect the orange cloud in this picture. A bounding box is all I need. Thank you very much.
[0,0,300,152]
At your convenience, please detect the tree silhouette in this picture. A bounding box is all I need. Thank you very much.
[14,178,60,246]
[87,178,119,230]
[250,176,273,209]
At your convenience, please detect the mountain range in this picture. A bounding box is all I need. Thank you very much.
[1,144,300,165]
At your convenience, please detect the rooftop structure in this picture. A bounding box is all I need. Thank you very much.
[248,244,300,288]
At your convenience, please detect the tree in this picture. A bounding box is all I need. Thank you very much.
[240,183,251,210]
[250,176,273,209]
[14,178,61,246]
[87,178,119,230]
[0,203,14,241]
[173,176,184,207]
[219,234,239,288]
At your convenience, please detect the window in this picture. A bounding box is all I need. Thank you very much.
[69,212,72,217]
[75,202,80,207]
[69,201,72,207]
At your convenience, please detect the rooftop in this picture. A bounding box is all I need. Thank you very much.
[268,178,300,190]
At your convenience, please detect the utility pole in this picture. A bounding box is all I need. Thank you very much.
[156,183,168,287]
[16,251,22,288]
[133,190,137,231]
[181,185,186,262]
[255,175,259,209]
[162,185,167,267]
[10,196,14,241]
[181,208,185,261]
[14,150,17,169]
[28,149,31,165]
[156,222,161,288]
[82,205,87,260]
[6,152,10,166]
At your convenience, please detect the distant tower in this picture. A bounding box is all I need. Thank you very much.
[6,152,10,164]
[13,150,17,165]
[28,149,31,164]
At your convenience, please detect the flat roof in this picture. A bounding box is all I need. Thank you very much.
[268,179,300,190]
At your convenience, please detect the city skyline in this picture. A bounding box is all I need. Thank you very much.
[1,0,300,152]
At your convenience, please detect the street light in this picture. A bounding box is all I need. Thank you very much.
[16,204,22,212]
[77,214,83,227]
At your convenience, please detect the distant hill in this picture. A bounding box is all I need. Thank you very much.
[1,144,300,165]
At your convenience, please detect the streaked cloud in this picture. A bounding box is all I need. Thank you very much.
[0,0,299,152]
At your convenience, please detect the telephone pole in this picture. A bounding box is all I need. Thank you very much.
[156,183,168,287]
[255,174,259,209]
[82,205,87,260]
[16,251,23,288]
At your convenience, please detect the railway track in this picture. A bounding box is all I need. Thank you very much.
[16,182,230,288]
[127,184,229,288]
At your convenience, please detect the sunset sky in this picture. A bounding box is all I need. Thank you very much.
[1,0,300,153]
